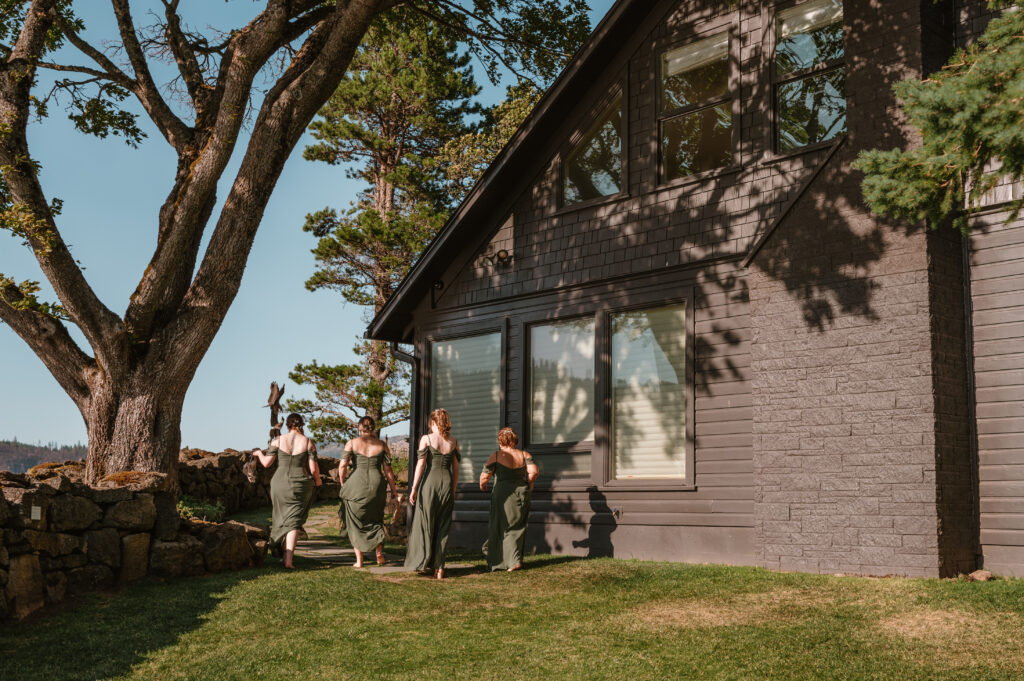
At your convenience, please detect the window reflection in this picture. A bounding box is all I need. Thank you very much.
[564,95,623,204]
[775,0,846,151]
[659,32,732,181]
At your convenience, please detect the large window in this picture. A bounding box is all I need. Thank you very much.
[529,319,595,479]
[659,32,733,181]
[774,0,846,151]
[430,332,501,480]
[563,94,623,205]
[610,304,688,480]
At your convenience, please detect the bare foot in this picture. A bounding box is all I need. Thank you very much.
[435,568,445,580]
[376,546,386,566]
[507,564,522,572]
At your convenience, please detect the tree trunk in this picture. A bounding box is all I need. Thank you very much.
[82,375,184,486]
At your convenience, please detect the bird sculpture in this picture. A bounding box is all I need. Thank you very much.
[264,381,286,436]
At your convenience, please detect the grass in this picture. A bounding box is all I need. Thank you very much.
[3,510,1024,681]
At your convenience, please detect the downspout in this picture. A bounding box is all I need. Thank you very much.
[950,0,982,571]
[390,341,418,458]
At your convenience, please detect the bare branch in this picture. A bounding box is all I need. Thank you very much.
[52,12,134,86]
[161,0,207,111]
[109,0,193,150]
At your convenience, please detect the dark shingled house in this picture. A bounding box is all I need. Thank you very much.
[367,0,1024,578]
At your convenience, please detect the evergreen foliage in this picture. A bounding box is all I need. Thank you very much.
[289,8,590,443]
[854,1,1024,232]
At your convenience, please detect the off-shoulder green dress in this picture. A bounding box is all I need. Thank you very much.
[268,445,316,552]
[483,455,533,571]
[339,451,389,552]
[404,445,460,572]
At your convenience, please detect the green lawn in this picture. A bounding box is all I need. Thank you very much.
[3,524,1024,681]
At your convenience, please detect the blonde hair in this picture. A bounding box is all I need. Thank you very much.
[429,408,452,438]
[497,426,518,448]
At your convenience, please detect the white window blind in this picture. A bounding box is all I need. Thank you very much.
[430,332,501,481]
[778,0,843,39]
[611,304,688,479]
[663,32,729,79]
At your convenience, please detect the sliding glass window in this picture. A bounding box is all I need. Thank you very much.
[430,332,501,481]
[659,32,733,181]
[610,304,688,480]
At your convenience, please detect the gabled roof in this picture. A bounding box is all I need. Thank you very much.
[366,0,648,342]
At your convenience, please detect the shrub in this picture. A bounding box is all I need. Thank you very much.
[177,494,226,523]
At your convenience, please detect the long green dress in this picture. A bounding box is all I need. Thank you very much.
[339,451,389,552]
[268,445,316,552]
[483,456,532,571]
[404,445,460,572]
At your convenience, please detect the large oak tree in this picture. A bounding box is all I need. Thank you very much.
[0,0,588,483]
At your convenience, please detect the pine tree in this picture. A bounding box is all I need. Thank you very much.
[288,10,481,441]
[854,1,1024,232]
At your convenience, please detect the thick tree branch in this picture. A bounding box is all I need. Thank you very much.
[1,0,126,375]
[124,1,334,340]
[0,280,93,406]
[167,0,392,377]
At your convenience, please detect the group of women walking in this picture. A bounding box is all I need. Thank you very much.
[252,408,538,576]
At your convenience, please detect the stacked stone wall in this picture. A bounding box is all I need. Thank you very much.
[177,448,341,514]
[1,465,269,622]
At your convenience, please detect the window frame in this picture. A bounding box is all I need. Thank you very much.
[515,286,697,493]
[557,80,629,212]
[523,313,599,485]
[769,0,847,156]
[654,18,741,186]
[422,317,508,490]
[598,294,696,490]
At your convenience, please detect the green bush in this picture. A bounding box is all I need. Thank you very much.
[176,494,226,523]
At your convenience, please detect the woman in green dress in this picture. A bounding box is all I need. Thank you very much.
[479,427,539,572]
[252,413,322,568]
[404,408,460,579]
[339,416,400,568]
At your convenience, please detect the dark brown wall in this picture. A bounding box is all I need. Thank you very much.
[402,0,984,574]
[417,261,756,564]
[743,0,973,577]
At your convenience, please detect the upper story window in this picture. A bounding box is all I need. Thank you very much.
[563,93,623,205]
[774,0,846,151]
[659,32,733,181]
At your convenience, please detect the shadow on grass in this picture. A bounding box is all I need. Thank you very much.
[0,569,264,681]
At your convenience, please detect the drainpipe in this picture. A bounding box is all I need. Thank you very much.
[390,341,418,458]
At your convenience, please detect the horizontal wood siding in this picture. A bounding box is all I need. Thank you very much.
[417,258,754,564]
[972,210,1024,577]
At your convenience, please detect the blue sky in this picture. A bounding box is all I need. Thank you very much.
[0,1,615,450]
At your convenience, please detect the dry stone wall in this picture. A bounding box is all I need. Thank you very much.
[177,448,341,513]
[1,464,270,622]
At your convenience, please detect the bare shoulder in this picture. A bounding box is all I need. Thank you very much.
[485,450,498,465]
[418,434,431,449]
[270,437,280,448]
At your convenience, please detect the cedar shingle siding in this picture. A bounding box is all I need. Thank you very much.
[368,0,1024,576]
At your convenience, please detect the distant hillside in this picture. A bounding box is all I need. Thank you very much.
[0,440,86,473]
